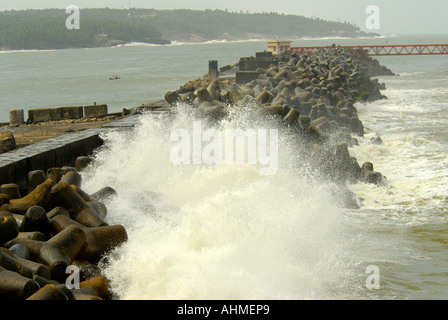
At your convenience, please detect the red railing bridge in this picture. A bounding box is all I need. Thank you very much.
[289,44,448,56]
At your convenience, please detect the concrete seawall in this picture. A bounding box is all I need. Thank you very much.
[0,115,142,189]
[10,104,110,126]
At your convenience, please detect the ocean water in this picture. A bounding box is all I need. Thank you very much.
[346,52,448,299]
[0,40,270,123]
[1,35,448,299]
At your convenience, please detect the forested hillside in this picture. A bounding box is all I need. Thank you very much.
[0,9,166,50]
[0,8,377,50]
[143,9,375,42]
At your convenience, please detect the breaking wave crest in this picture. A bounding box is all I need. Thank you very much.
[81,105,365,300]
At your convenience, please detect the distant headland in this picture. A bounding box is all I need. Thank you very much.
[0,8,380,51]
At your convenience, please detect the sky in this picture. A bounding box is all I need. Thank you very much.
[1,0,447,35]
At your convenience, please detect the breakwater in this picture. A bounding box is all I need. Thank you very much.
[0,46,394,300]
[166,48,393,190]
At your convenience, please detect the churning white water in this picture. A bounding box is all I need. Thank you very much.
[80,59,448,299]
[81,105,366,300]
[350,72,448,219]
[345,66,448,300]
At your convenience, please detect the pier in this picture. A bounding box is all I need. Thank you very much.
[267,41,448,56]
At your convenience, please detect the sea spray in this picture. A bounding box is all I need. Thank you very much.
[81,104,366,299]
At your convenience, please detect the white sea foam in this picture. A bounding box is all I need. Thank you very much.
[296,35,386,41]
[349,81,448,223]
[81,106,363,300]
[0,49,57,54]
[118,36,383,48]
[116,39,268,48]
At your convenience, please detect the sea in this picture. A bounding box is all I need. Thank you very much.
[1,34,448,300]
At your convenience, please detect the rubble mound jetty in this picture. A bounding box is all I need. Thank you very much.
[164,48,394,198]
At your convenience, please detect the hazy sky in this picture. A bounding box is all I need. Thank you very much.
[1,0,447,35]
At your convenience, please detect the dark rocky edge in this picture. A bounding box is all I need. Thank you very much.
[0,159,126,300]
[164,48,395,208]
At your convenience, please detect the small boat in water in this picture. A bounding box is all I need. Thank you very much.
[109,76,121,80]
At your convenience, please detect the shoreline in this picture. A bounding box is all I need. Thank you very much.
[0,35,388,53]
